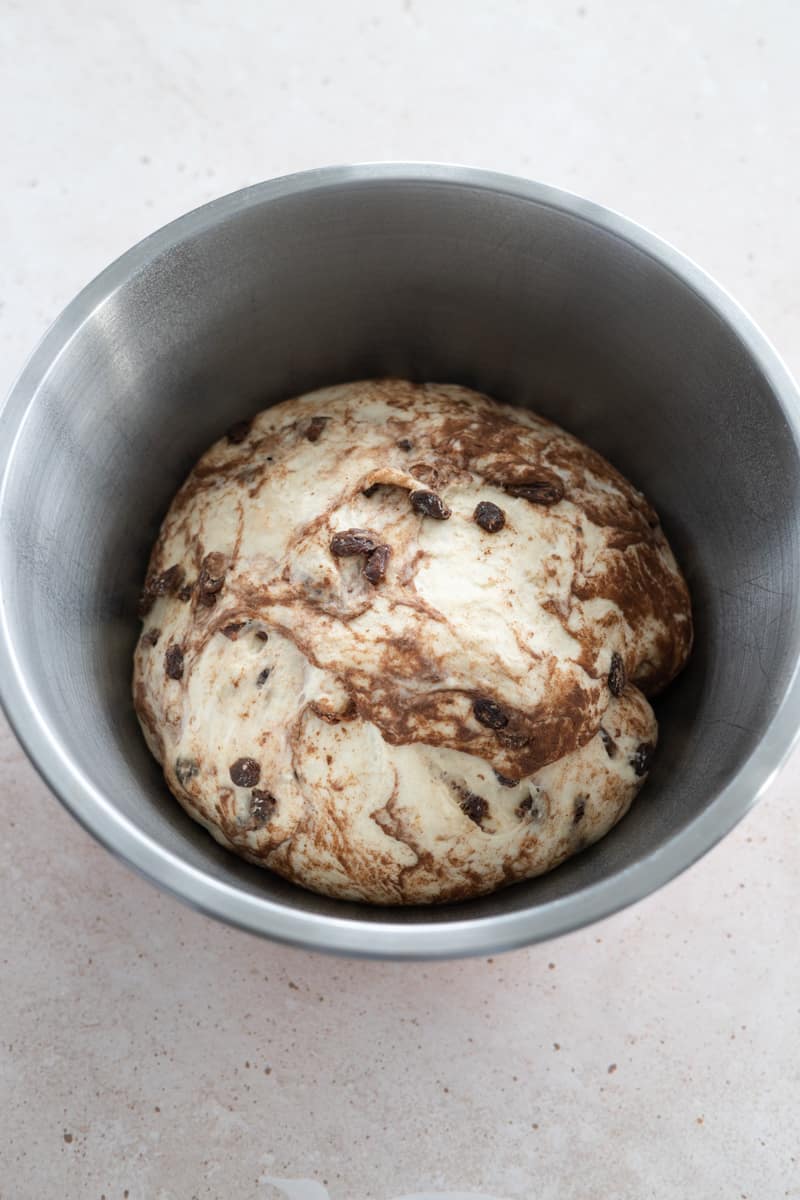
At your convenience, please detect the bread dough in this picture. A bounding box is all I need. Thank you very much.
[133,380,691,903]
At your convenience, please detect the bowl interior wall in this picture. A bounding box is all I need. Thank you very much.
[4,178,799,926]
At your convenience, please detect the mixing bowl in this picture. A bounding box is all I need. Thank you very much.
[2,164,799,958]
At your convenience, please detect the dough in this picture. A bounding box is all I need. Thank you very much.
[133,380,691,903]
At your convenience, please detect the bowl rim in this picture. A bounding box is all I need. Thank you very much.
[2,161,800,959]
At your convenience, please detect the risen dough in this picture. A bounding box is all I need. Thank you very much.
[133,380,691,903]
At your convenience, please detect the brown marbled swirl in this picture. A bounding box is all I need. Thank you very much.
[133,380,691,904]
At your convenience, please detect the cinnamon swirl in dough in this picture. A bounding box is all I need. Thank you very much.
[133,380,691,903]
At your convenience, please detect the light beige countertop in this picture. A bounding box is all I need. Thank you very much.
[1,3,799,1197]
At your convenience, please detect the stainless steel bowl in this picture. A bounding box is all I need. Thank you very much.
[2,164,799,958]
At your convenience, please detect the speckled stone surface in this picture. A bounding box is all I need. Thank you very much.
[1,2,799,1198]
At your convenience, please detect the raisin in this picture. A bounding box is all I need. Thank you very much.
[141,628,161,647]
[608,652,627,696]
[137,592,154,618]
[305,415,328,442]
[599,727,617,757]
[226,419,252,444]
[221,622,246,640]
[410,490,451,520]
[573,797,587,823]
[364,544,391,584]
[474,501,506,533]
[147,563,185,597]
[473,697,509,729]
[458,790,488,825]
[197,552,227,606]
[139,564,184,613]
[251,789,277,822]
[164,644,184,680]
[256,668,271,687]
[230,757,261,787]
[505,479,564,506]
[494,770,520,788]
[631,743,655,777]
[175,758,199,786]
[516,795,540,820]
[330,529,378,557]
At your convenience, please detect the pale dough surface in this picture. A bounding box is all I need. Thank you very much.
[133,381,691,903]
